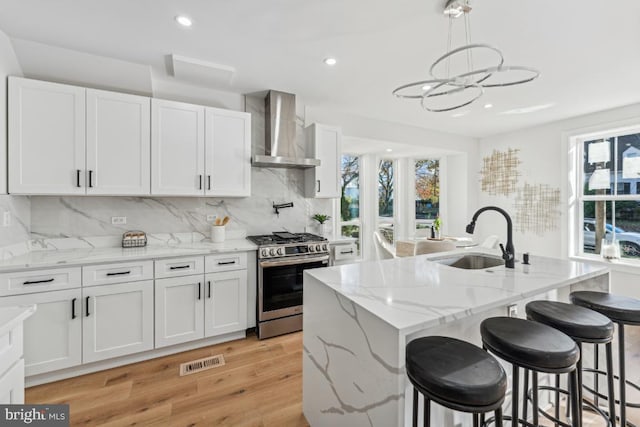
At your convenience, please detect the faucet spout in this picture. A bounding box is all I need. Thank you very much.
[466,206,515,268]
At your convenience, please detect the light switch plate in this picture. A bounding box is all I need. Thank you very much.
[111,216,127,225]
[2,211,10,227]
[507,304,518,317]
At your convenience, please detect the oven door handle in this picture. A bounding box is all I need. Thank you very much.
[259,255,329,268]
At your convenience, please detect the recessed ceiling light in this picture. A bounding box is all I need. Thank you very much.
[323,57,337,66]
[422,84,432,91]
[386,148,393,152]
[484,103,493,109]
[175,15,193,27]
[451,110,470,118]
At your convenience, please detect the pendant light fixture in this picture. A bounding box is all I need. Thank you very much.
[393,0,540,112]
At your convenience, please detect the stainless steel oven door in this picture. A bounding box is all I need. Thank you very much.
[258,254,329,322]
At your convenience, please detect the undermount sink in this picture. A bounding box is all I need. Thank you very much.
[431,253,505,270]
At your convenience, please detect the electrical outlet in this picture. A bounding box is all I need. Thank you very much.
[111,216,127,225]
[2,211,10,227]
[507,304,518,317]
[206,214,216,222]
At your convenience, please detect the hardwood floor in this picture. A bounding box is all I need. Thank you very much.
[25,328,640,426]
[26,332,309,427]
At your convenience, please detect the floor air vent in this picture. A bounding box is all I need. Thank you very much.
[179,354,226,376]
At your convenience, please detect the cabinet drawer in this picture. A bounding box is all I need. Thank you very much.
[83,260,153,287]
[0,267,81,296]
[205,252,247,273]
[155,256,204,279]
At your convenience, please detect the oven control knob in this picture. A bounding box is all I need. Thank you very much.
[315,245,321,251]
[261,249,268,257]
[322,244,328,251]
[277,247,284,255]
[309,245,315,252]
[269,248,276,256]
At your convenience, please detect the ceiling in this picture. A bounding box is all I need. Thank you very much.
[1,0,639,138]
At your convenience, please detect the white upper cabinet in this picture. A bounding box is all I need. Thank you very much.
[205,108,251,197]
[304,123,342,198]
[9,77,86,195]
[151,99,205,196]
[86,89,151,195]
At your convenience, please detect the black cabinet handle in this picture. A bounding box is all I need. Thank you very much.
[198,282,201,300]
[71,298,77,319]
[23,278,54,285]
[317,179,321,193]
[208,175,211,191]
[199,175,203,190]
[217,261,236,265]
[208,281,211,299]
[169,265,190,270]
[106,270,131,277]
[85,296,90,317]
[76,170,81,188]
[88,170,93,188]
[340,250,354,255]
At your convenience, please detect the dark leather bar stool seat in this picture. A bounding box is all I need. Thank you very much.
[571,291,640,426]
[480,317,582,427]
[406,336,507,427]
[526,300,616,426]
[570,291,640,325]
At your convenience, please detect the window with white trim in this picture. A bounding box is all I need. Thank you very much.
[377,159,395,244]
[578,130,640,260]
[339,154,361,253]
[414,159,440,234]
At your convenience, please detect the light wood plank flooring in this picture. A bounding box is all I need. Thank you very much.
[26,328,640,426]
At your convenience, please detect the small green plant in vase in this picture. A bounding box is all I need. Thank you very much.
[433,216,442,239]
[312,214,331,237]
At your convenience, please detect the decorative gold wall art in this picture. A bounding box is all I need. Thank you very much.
[480,149,521,196]
[513,183,561,235]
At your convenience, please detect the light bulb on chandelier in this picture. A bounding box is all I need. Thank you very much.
[393,0,540,112]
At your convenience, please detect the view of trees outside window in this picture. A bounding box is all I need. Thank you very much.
[415,159,440,231]
[582,132,640,259]
[378,159,394,243]
[340,155,360,251]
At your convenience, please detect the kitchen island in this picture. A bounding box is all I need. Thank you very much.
[302,250,609,427]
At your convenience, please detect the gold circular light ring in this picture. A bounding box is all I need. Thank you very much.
[392,79,453,99]
[429,43,504,84]
[420,81,484,112]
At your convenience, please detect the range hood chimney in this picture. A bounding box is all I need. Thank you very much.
[252,90,321,169]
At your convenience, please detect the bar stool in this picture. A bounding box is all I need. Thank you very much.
[571,291,640,427]
[406,336,507,427]
[480,317,582,427]
[525,300,616,426]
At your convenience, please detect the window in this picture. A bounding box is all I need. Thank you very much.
[579,131,640,260]
[377,159,395,243]
[415,159,440,234]
[339,155,360,253]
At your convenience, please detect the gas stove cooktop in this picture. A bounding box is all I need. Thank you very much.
[247,232,329,259]
[247,232,327,246]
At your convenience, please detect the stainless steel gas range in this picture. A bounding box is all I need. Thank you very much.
[247,232,329,339]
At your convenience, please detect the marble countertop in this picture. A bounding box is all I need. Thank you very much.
[0,239,257,272]
[305,248,609,334]
[0,305,36,336]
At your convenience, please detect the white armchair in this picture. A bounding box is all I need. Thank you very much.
[374,231,396,260]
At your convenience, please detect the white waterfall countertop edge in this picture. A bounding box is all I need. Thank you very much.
[0,239,257,272]
[0,305,36,336]
[304,248,609,335]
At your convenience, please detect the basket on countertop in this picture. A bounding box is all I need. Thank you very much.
[122,231,147,248]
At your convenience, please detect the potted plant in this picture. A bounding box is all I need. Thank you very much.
[433,216,442,239]
[312,214,331,237]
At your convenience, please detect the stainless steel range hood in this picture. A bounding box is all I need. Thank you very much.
[252,90,321,169]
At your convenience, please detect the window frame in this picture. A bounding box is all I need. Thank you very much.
[335,153,363,258]
[376,157,398,245]
[573,125,640,265]
[412,157,442,234]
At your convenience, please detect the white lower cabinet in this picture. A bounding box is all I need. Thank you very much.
[0,289,82,376]
[204,270,247,337]
[155,275,205,348]
[0,359,24,403]
[82,280,154,363]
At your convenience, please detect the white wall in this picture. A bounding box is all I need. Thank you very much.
[478,103,640,298]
